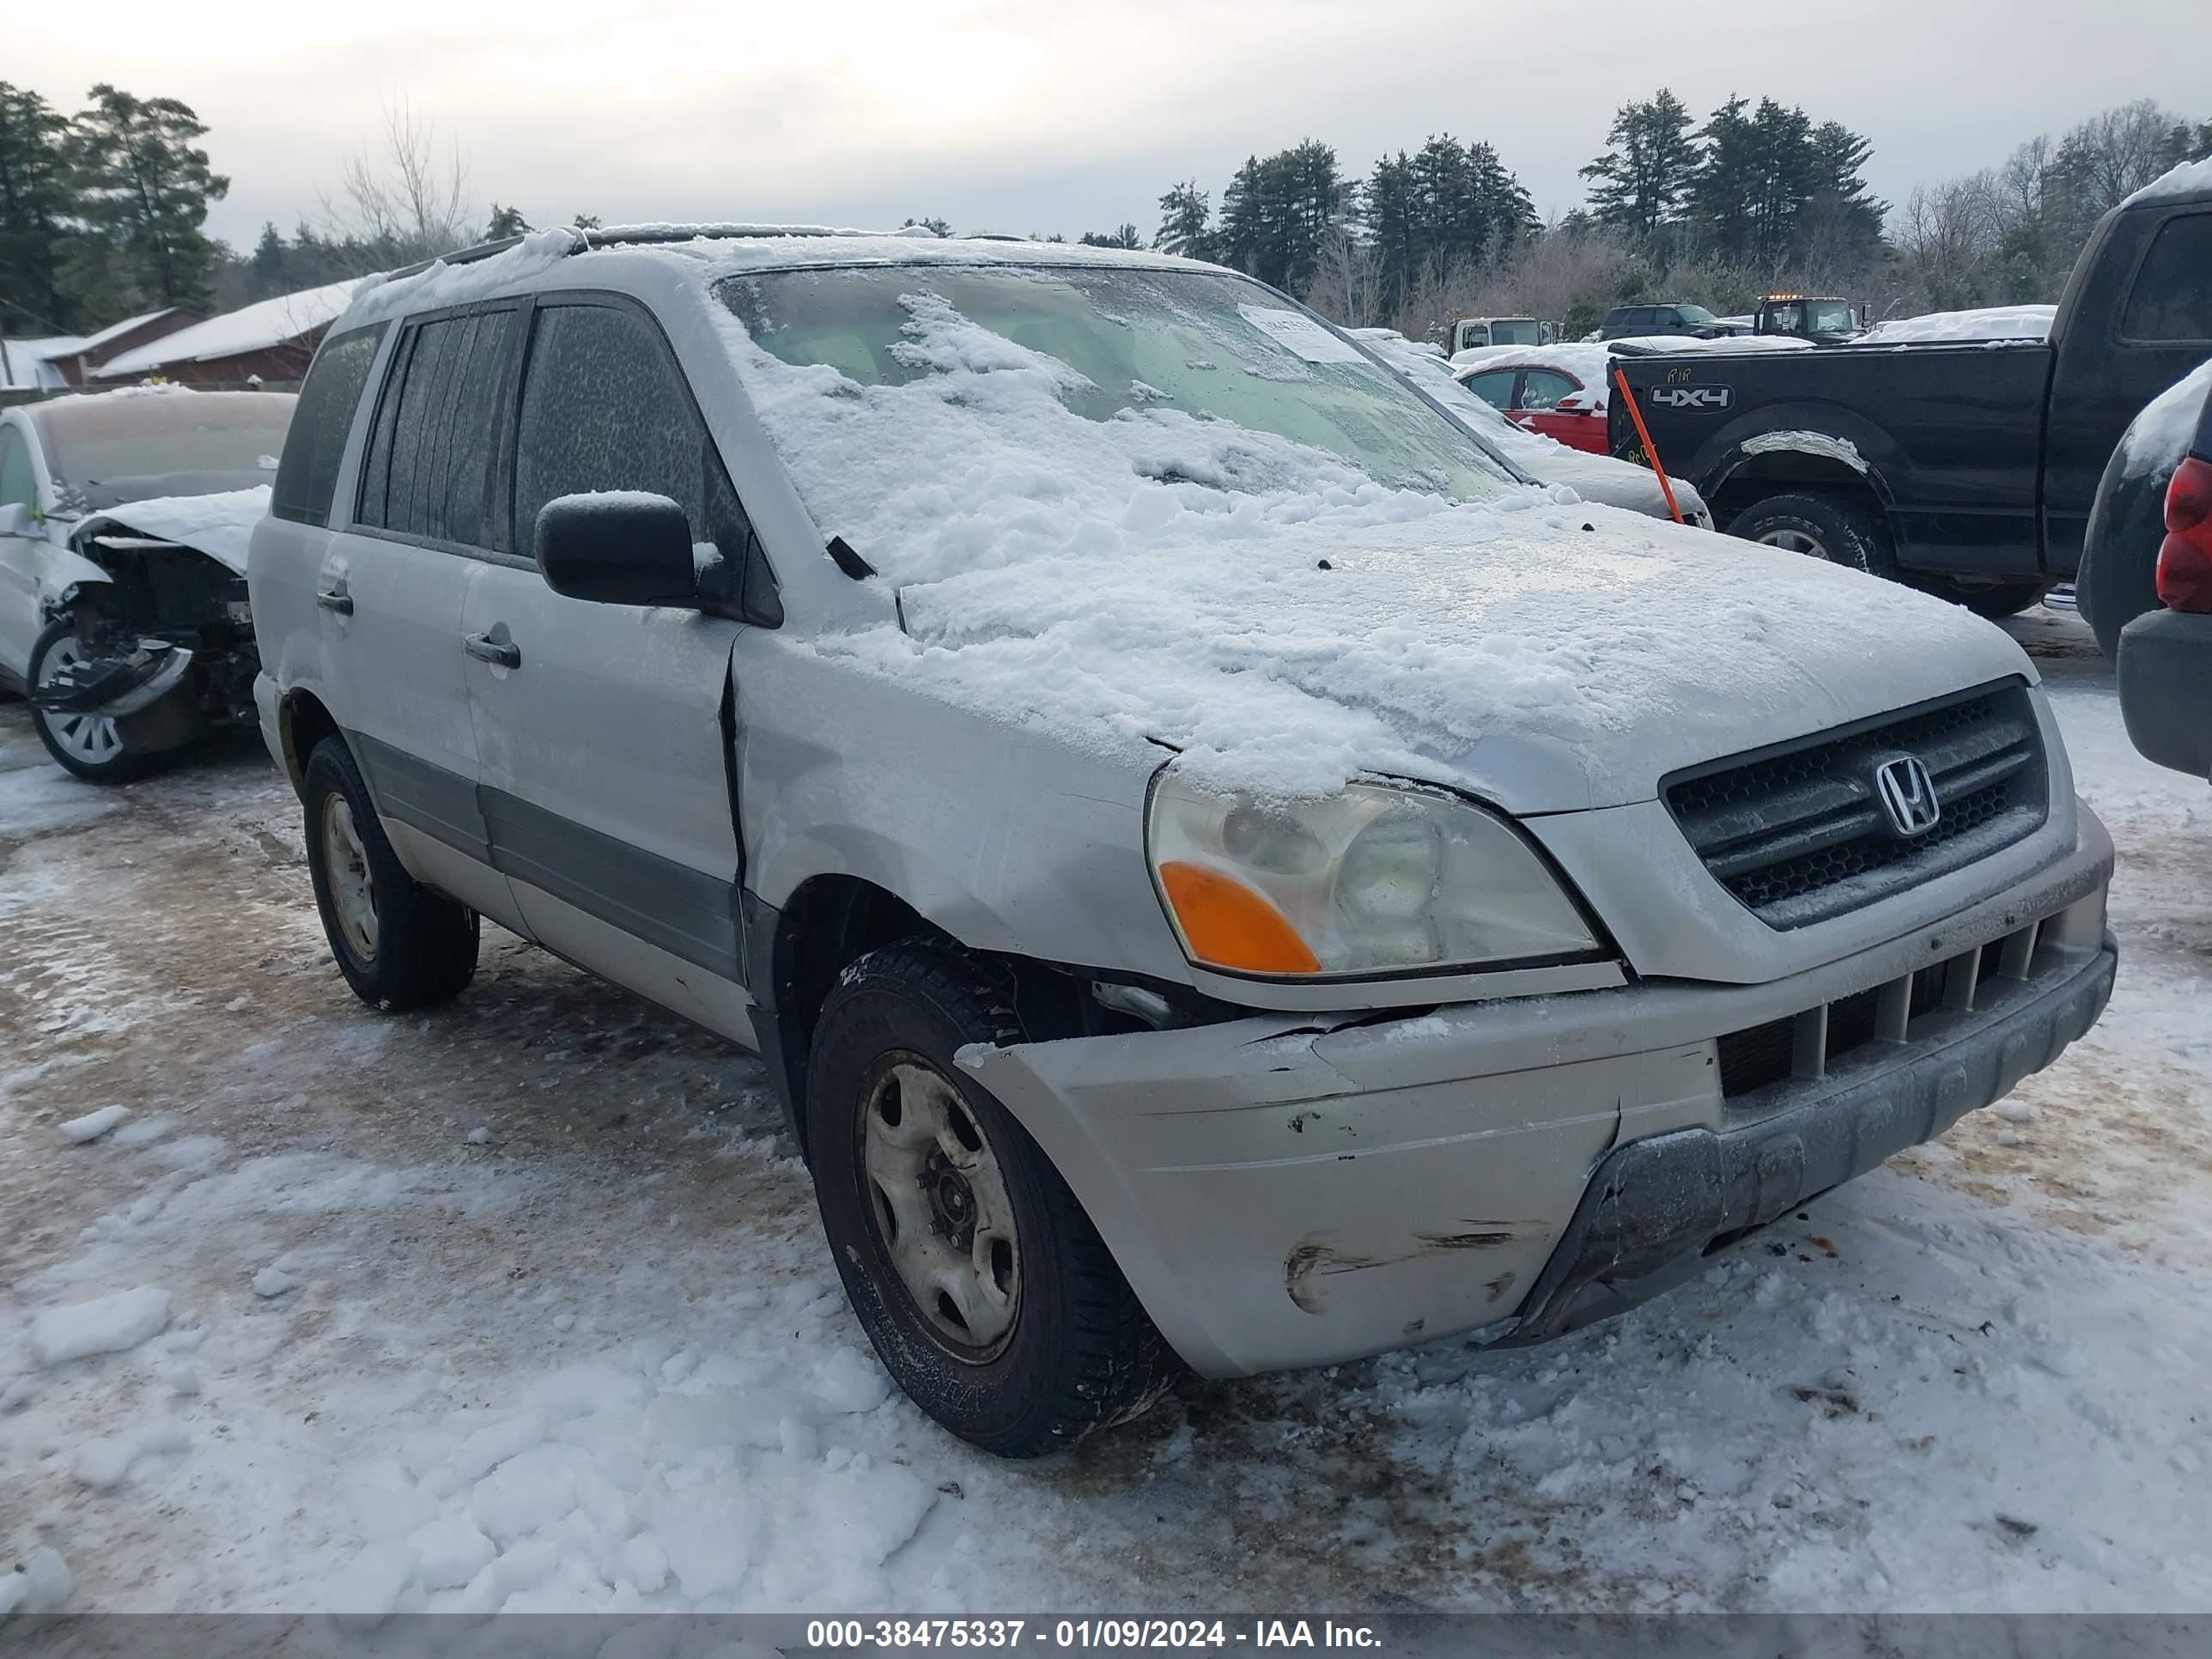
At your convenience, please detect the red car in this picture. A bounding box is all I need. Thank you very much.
[1451,351,1611,454]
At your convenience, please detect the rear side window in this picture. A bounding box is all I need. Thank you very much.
[270,324,383,526]
[357,307,522,548]
[512,302,749,559]
[2123,213,2212,342]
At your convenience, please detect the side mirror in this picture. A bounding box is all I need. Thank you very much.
[0,501,35,538]
[535,492,700,607]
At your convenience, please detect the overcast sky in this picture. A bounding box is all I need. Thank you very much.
[16,0,2207,251]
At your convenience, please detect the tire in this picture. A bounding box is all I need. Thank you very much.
[805,939,1176,1456]
[27,619,166,785]
[1725,492,1897,580]
[1915,577,2053,619]
[302,737,479,1011]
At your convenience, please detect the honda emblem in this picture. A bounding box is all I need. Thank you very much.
[1873,756,1942,837]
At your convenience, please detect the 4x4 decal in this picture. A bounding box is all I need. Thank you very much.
[1648,383,1734,410]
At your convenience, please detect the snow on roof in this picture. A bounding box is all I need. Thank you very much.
[1860,305,2056,345]
[76,308,179,354]
[2,335,88,388]
[2123,155,2212,209]
[94,281,368,378]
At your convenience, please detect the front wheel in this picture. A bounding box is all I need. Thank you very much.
[1726,492,1897,580]
[302,737,479,1011]
[805,939,1176,1456]
[27,620,163,784]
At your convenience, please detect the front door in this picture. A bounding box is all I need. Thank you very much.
[461,296,756,1044]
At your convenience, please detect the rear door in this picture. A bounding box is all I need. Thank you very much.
[460,295,756,1042]
[332,302,528,927]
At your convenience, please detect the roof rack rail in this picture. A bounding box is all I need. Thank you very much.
[581,223,890,247]
[381,232,552,283]
[379,222,890,284]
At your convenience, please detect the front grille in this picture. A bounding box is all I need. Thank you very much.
[1665,683,2049,929]
[1716,919,2045,1099]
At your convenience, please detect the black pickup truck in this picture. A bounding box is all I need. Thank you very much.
[1611,167,2212,617]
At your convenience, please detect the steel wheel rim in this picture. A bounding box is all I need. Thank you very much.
[1757,527,1828,558]
[321,795,380,963]
[857,1054,1022,1362]
[33,635,124,766]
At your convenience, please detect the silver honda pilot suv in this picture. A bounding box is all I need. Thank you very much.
[250,225,2116,1456]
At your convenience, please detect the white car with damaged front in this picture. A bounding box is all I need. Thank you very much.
[248,227,2116,1457]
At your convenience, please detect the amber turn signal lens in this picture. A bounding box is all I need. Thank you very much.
[1157,860,1322,975]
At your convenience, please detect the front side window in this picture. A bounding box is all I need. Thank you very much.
[511,302,750,562]
[1517,369,1580,410]
[358,308,520,548]
[720,264,1512,580]
[274,323,383,526]
[2123,213,2212,343]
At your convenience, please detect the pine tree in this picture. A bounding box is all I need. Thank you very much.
[1078,223,1142,249]
[486,203,530,239]
[1153,180,1215,261]
[248,222,287,299]
[900,216,953,238]
[1218,143,1340,292]
[0,82,81,333]
[1579,89,1699,238]
[59,83,228,319]
[1364,152,1419,313]
[1685,95,1760,264]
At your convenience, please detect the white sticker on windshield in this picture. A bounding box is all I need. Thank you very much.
[1236,305,1366,365]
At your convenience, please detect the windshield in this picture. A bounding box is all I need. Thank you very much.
[29,392,293,505]
[720,265,1515,534]
[1487,319,1540,345]
[1674,304,1718,325]
[1808,301,1856,333]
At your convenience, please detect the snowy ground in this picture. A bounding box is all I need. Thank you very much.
[2,608,2208,1618]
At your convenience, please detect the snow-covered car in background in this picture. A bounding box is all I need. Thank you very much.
[1858,304,2057,346]
[2079,359,2212,782]
[0,388,295,780]
[1358,331,1711,523]
[253,227,2113,1458]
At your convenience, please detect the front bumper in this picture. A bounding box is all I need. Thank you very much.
[2118,606,2212,781]
[963,808,2114,1377]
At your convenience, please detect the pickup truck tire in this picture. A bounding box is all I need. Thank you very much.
[27,621,167,785]
[805,938,1176,1456]
[1725,494,1897,580]
[1917,578,2053,619]
[302,737,480,1012]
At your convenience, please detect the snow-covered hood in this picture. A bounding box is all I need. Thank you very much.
[69,485,270,575]
[864,501,2034,813]
[721,286,2024,813]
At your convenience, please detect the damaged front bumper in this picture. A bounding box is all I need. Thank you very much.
[960,808,2115,1378]
[33,639,196,720]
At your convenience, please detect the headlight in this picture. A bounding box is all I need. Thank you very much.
[1146,772,1600,978]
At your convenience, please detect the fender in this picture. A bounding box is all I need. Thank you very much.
[1679,398,1907,512]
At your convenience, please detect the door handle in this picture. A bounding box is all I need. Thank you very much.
[464,631,520,669]
[315,588,353,614]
